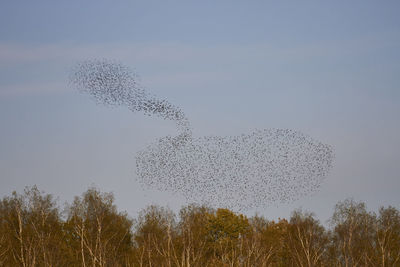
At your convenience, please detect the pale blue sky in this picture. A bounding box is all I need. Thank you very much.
[1,1,399,222]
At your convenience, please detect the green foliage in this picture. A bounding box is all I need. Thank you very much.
[0,188,399,266]
[206,208,250,242]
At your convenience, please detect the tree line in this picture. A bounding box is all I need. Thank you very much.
[0,186,399,266]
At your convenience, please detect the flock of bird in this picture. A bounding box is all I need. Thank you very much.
[70,59,333,210]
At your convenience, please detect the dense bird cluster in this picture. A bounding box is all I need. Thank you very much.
[70,59,333,210]
[137,130,333,210]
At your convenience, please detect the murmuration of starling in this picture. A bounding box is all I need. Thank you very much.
[70,59,191,137]
[70,59,334,211]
